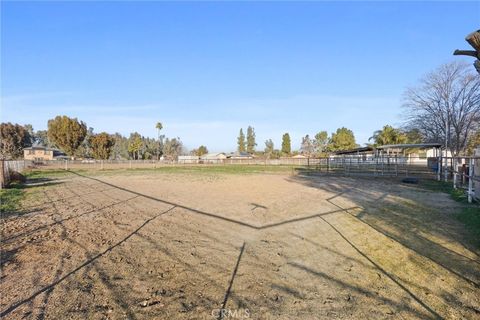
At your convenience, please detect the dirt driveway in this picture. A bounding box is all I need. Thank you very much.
[1,171,479,319]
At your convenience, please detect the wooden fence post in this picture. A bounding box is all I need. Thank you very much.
[0,159,5,189]
[468,158,474,203]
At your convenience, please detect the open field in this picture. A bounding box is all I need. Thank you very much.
[1,168,479,319]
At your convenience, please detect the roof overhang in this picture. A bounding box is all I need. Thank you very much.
[334,146,374,155]
[376,143,442,150]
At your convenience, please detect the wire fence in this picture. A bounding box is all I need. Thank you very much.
[440,156,478,203]
[1,156,478,203]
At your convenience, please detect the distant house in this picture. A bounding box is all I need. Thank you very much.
[23,144,66,162]
[226,152,254,160]
[292,154,307,159]
[201,153,227,164]
[178,155,200,164]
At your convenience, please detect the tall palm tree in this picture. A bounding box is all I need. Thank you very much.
[369,125,407,146]
[155,122,163,160]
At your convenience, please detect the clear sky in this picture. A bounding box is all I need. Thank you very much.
[1,1,479,152]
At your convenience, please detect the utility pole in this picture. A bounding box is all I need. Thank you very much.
[454,30,480,73]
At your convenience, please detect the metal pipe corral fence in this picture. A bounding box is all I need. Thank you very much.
[1,155,478,203]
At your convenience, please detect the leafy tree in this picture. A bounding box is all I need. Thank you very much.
[300,134,314,156]
[246,126,257,153]
[466,130,480,155]
[34,130,54,147]
[47,116,87,157]
[237,128,246,152]
[191,145,208,156]
[155,122,163,132]
[89,132,115,160]
[163,137,183,160]
[271,149,282,159]
[24,124,35,145]
[75,126,95,158]
[118,133,166,160]
[369,125,407,146]
[111,133,129,159]
[128,132,143,160]
[141,137,160,160]
[197,145,208,156]
[405,128,423,144]
[328,127,357,151]
[264,139,274,158]
[281,133,291,155]
[314,131,328,155]
[0,123,32,159]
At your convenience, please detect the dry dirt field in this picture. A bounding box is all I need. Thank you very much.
[1,169,479,319]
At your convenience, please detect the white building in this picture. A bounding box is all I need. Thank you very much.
[201,153,227,164]
[178,155,200,164]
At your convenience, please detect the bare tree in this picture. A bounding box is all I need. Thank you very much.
[163,137,183,160]
[264,139,274,158]
[403,62,480,155]
[300,135,314,157]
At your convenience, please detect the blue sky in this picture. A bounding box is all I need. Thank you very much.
[1,1,479,152]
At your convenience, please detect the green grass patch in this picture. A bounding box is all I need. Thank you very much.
[419,179,479,246]
[418,179,469,203]
[0,183,25,216]
[26,165,301,179]
[24,169,78,179]
[456,207,480,247]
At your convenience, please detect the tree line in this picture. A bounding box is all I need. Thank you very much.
[1,62,478,160]
[235,61,479,157]
[0,116,184,160]
[235,127,358,158]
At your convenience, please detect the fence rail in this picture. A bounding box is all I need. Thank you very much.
[1,156,478,203]
[1,160,28,188]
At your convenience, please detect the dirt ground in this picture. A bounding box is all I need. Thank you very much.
[1,170,479,319]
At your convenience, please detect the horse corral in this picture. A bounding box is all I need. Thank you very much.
[1,169,479,319]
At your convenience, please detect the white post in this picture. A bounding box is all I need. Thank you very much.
[101,160,104,170]
[395,154,398,177]
[381,154,384,176]
[65,159,68,170]
[453,158,457,189]
[444,153,448,182]
[468,158,473,204]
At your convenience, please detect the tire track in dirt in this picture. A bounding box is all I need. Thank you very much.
[0,205,177,318]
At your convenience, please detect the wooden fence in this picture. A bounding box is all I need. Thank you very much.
[0,160,29,189]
